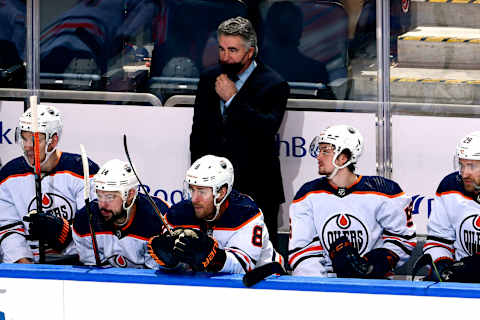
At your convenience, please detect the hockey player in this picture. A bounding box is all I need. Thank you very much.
[26,159,170,268]
[147,155,283,273]
[0,104,99,263]
[423,131,480,282]
[289,125,416,278]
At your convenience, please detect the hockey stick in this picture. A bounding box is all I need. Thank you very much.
[30,96,45,264]
[242,261,287,288]
[123,134,172,235]
[80,144,101,266]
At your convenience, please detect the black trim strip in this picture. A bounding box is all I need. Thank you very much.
[289,236,320,255]
[230,251,249,273]
[383,230,416,240]
[291,254,324,271]
[384,239,412,255]
[0,221,24,232]
[426,235,454,245]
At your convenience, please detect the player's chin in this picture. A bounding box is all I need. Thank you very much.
[194,208,208,219]
[464,182,475,192]
[100,209,113,220]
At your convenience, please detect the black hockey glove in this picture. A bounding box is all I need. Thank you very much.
[423,257,454,282]
[173,228,226,272]
[23,210,72,250]
[329,236,373,278]
[147,228,184,268]
[363,248,399,278]
[438,255,480,283]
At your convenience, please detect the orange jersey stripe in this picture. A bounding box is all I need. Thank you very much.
[289,245,324,265]
[423,242,455,254]
[436,190,473,200]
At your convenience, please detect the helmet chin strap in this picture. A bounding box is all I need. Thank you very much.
[22,137,56,169]
[327,152,352,180]
[205,193,226,223]
[115,191,138,227]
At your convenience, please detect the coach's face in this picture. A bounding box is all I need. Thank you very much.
[218,35,254,76]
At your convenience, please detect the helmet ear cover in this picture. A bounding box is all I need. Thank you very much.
[184,155,234,222]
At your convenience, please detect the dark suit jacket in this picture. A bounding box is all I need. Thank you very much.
[190,60,289,206]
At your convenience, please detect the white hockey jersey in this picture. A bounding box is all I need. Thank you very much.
[0,152,99,263]
[72,193,169,268]
[289,175,416,276]
[425,172,480,263]
[161,189,283,274]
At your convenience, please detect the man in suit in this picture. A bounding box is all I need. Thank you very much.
[190,16,289,249]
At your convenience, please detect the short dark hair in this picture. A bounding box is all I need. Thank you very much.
[340,149,356,172]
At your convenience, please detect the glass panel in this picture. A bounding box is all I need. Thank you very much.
[390,0,480,105]
[39,0,159,95]
[0,0,27,89]
[259,0,378,101]
[148,0,248,103]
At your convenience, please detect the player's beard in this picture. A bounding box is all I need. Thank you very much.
[463,177,480,193]
[100,208,127,225]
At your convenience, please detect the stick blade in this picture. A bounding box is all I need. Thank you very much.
[242,262,287,288]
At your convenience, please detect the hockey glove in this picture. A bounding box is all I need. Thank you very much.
[173,228,226,272]
[363,248,399,278]
[439,255,480,283]
[147,228,184,268]
[329,236,373,278]
[423,257,454,282]
[23,210,72,250]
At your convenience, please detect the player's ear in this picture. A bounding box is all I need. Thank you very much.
[217,185,228,202]
[247,46,255,60]
[47,134,59,152]
[335,153,348,166]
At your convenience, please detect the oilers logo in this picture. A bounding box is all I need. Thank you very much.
[28,193,74,221]
[459,214,480,255]
[111,255,128,268]
[321,213,369,255]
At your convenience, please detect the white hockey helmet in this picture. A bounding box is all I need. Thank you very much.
[456,131,480,161]
[184,155,234,222]
[454,131,480,176]
[94,159,139,216]
[15,104,63,166]
[310,125,364,178]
